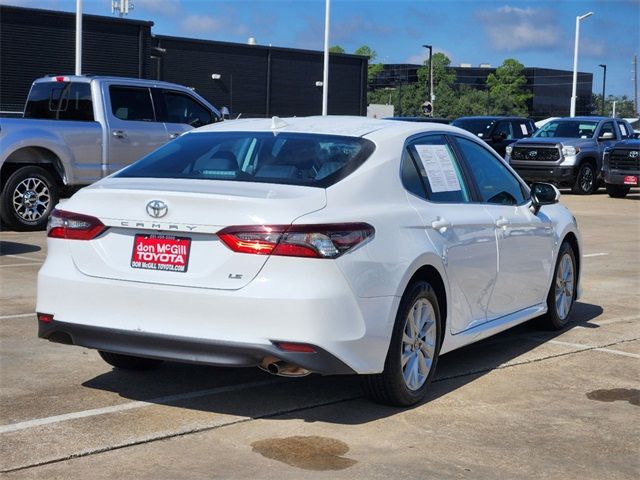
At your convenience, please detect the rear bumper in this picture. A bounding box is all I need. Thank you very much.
[38,319,355,374]
[36,240,398,374]
[511,164,577,186]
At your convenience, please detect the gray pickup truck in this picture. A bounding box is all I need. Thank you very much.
[505,116,635,195]
[0,75,221,230]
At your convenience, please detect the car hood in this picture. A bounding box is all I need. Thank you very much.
[514,137,595,147]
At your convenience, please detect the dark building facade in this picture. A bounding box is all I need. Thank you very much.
[371,64,594,120]
[0,5,367,116]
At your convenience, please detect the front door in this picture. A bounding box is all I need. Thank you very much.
[452,135,554,319]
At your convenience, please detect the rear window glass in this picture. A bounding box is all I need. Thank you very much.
[24,82,94,121]
[451,118,496,138]
[110,86,155,122]
[117,132,375,188]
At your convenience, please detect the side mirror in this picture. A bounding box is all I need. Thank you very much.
[530,182,560,215]
[598,131,615,141]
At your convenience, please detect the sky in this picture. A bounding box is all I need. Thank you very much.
[2,0,639,96]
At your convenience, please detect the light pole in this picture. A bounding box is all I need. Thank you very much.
[570,12,593,117]
[598,64,606,116]
[422,44,433,116]
[322,0,331,115]
[75,0,82,75]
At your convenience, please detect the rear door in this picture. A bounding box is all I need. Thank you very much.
[401,133,498,334]
[103,84,169,173]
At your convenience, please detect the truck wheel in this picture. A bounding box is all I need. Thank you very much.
[571,163,596,195]
[0,166,59,231]
[605,183,630,198]
[362,281,441,406]
[99,351,164,370]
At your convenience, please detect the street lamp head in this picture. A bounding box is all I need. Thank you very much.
[211,73,221,80]
[598,64,606,68]
[578,12,593,21]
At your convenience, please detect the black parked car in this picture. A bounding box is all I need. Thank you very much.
[602,138,639,198]
[452,116,537,157]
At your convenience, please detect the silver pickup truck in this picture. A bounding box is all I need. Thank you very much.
[505,116,635,195]
[0,75,221,230]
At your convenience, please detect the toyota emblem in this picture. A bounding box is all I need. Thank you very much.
[146,200,168,218]
[528,150,538,158]
[629,151,639,158]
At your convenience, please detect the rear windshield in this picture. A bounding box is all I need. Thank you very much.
[117,132,376,188]
[451,118,495,137]
[24,82,94,121]
[534,120,598,139]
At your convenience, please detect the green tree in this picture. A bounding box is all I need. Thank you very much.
[486,59,531,116]
[329,45,345,54]
[591,93,636,117]
[354,45,377,61]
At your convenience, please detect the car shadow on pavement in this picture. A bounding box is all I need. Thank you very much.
[82,301,604,424]
[0,240,42,255]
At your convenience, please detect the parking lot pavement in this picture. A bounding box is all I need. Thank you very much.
[1,192,638,479]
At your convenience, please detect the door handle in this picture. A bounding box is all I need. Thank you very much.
[169,132,181,139]
[112,130,127,138]
[495,217,509,228]
[431,217,451,233]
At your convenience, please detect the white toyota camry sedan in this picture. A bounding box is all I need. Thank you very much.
[37,116,581,406]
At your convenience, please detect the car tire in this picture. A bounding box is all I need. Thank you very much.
[98,351,164,370]
[540,242,577,330]
[605,183,630,198]
[571,163,596,195]
[0,166,59,231]
[362,281,441,407]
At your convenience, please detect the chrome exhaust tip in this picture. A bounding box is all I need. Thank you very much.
[259,357,311,377]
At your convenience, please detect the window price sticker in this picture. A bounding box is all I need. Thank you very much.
[414,144,462,193]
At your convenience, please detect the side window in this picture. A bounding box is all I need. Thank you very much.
[109,86,155,122]
[511,121,530,139]
[403,135,471,203]
[454,136,526,206]
[160,90,213,127]
[599,122,616,138]
[617,121,630,139]
[494,121,513,140]
[24,82,94,121]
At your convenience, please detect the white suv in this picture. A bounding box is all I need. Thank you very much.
[37,116,581,406]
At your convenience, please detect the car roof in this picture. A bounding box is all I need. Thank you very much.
[554,116,611,122]
[454,116,530,121]
[33,75,195,90]
[194,115,464,140]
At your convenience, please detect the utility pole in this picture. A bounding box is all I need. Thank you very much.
[570,12,593,117]
[422,44,433,116]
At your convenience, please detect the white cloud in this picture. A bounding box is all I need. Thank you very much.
[180,14,224,35]
[476,5,561,51]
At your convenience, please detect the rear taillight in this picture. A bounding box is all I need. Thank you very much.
[217,223,374,259]
[47,209,106,240]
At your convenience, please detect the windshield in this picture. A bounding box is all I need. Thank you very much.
[534,120,598,139]
[452,118,496,137]
[117,132,375,188]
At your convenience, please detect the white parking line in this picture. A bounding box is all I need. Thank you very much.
[0,378,282,434]
[547,339,640,359]
[0,313,34,320]
[583,253,609,258]
[4,254,45,262]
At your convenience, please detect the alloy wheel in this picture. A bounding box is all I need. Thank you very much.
[12,177,50,222]
[401,298,437,391]
[554,253,575,320]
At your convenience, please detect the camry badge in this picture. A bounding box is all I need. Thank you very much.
[146,200,168,218]
[629,151,639,158]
